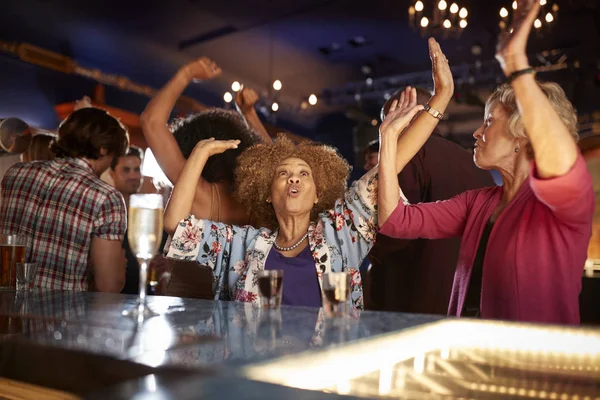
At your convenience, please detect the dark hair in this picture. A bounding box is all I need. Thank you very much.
[110,145,143,170]
[172,108,258,183]
[51,108,129,159]
[362,139,379,162]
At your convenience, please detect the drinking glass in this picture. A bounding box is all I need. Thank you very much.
[257,270,284,309]
[16,262,38,291]
[0,235,27,290]
[122,194,164,319]
[321,272,351,318]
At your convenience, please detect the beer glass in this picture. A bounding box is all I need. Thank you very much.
[0,235,27,290]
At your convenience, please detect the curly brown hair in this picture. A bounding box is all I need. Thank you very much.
[234,135,350,230]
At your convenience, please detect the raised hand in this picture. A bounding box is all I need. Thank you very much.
[380,86,424,140]
[496,0,540,75]
[429,38,454,101]
[192,138,240,159]
[182,57,222,82]
[74,96,93,110]
[235,85,259,114]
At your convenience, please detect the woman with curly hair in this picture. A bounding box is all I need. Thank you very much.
[141,57,269,225]
[163,102,425,308]
[378,0,593,324]
[161,38,453,308]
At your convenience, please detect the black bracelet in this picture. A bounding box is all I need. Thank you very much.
[507,67,535,84]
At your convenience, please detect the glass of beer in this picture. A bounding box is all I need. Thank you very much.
[0,235,27,290]
[122,194,163,320]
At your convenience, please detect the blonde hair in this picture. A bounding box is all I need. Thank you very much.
[485,81,578,158]
[22,134,55,162]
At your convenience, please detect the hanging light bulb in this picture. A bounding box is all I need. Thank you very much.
[308,94,318,105]
[231,81,241,92]
[438,0,447,11]
[420,16,429,27]
[459,19,467,28]
[500,7,508,18]
[415,1,424,12]
[273,80,282,90]
[449,3,459,13]
[459,7,468,18]
[534,19,542,28]
[271,102,279,112]
[540,0,547,5]
[223,92,233,103]
[512,1,518,9]
[443,19,452,28]
[545,12,554,22]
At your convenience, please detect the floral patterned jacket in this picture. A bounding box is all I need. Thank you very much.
[165,168,382,310]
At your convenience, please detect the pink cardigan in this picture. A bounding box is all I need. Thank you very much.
[379,155,594,324]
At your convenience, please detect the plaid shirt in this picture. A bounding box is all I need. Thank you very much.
[0,158,126,290]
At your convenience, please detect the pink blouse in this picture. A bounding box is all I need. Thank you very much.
[379,154,594,325]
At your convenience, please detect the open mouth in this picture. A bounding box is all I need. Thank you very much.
[288,185,300,196]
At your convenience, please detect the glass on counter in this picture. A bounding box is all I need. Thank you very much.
[257,270,284,309]
[122,194,163,320]
[0,234,27,290]
[321,272,351,318]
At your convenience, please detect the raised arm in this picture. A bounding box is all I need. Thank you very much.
[235,85,272,143]
[393,38,454,174]
[140,57,222,184]
[164,138,240,234]
[378,90,424,226]
[496,0,577,178]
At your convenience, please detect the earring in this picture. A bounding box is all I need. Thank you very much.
[314,200,318,205]
[514,144,520,153]
[266,199,271,203]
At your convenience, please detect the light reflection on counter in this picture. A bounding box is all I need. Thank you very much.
[241,319,600,399]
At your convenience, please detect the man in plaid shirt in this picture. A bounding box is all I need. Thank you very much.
[1,108,129,292]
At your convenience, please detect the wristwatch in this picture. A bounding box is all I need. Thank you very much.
[424,104,445,120]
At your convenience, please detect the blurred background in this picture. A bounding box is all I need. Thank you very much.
[0,0,598,182]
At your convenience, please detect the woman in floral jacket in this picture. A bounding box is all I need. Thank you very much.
[163,92,428,310]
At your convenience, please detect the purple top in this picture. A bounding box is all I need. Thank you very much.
[264,245,322,308]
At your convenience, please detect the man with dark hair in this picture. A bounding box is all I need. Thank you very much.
[109,146,144,208]
[0,108,129,292]
[367,88,495,314]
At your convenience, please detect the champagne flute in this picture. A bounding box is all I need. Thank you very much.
[122,194,163,319]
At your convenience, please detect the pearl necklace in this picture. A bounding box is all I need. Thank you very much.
[274,232,309,252]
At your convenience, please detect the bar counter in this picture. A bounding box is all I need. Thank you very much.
[2,290,599,399]
[0,290,441,399]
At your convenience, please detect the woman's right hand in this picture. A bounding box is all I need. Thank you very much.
[192,138,240,159]
[379,87,424,141]
[181,57,223,82]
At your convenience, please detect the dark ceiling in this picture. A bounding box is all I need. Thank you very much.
[0,0,598,136]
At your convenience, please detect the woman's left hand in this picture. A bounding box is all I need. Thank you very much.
[496,0,540,75]
[379,87,424,140]
[192,138,240,159]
